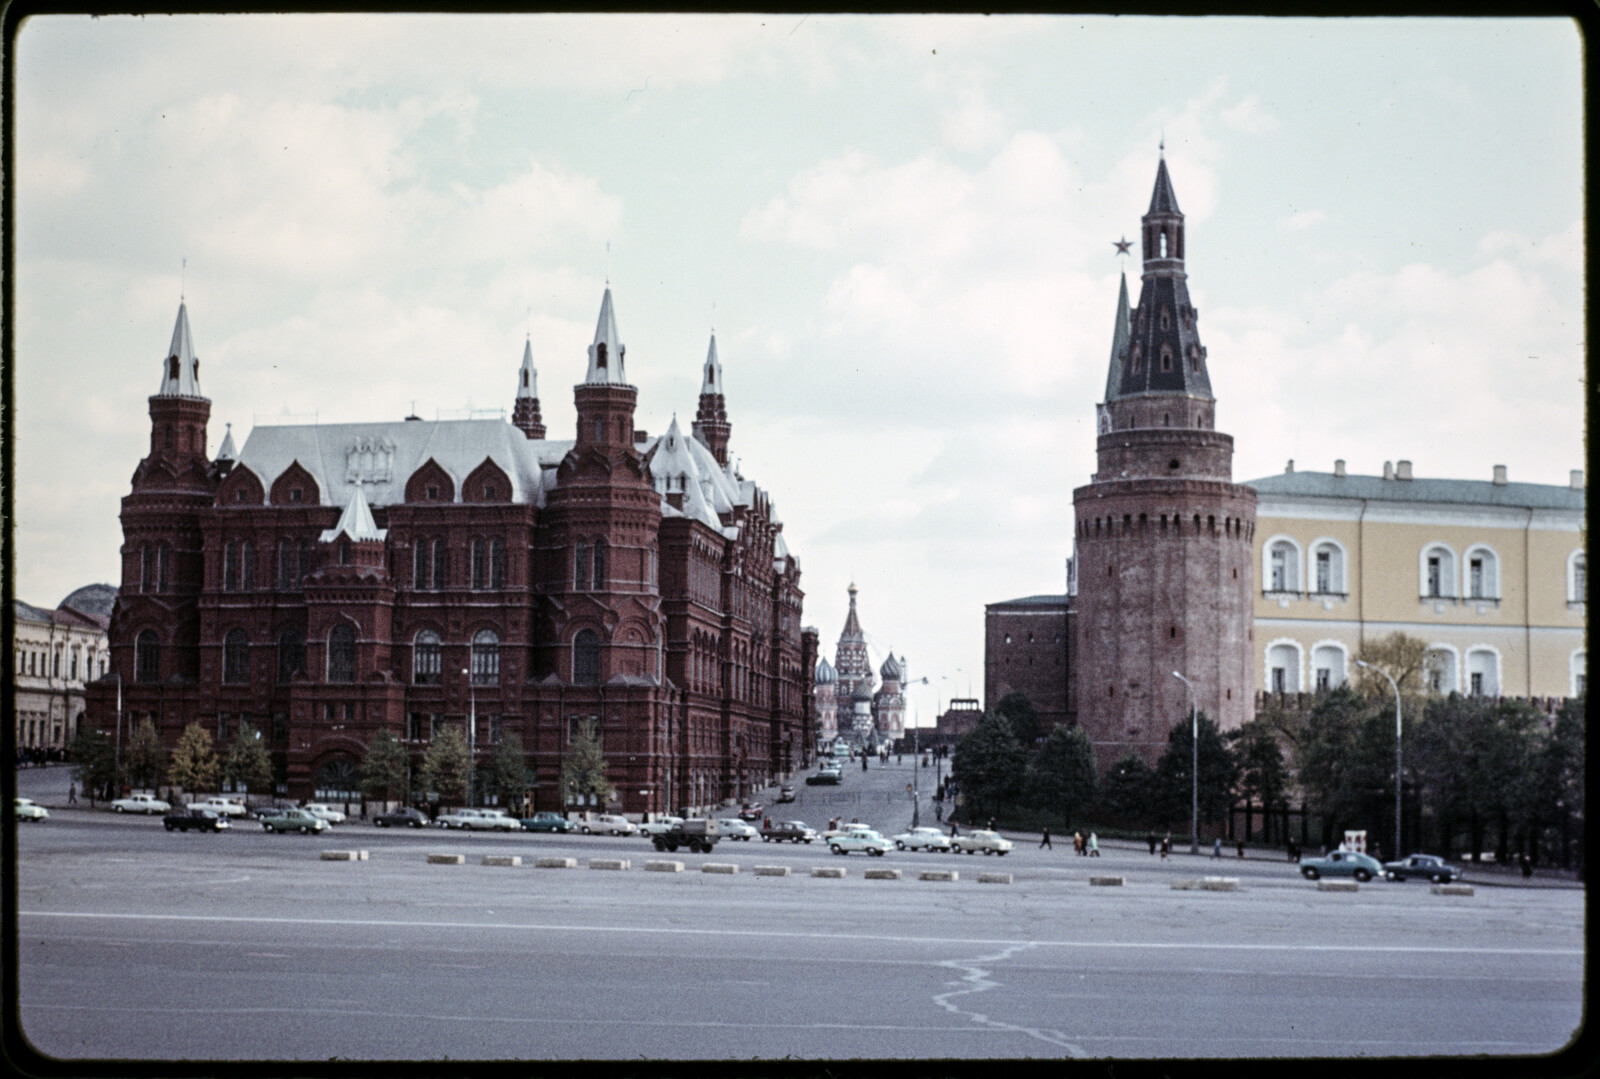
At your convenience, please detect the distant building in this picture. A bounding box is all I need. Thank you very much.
[14,585,113,752]
[813,584,907,749]
[984,593,1072,732]
[1250,460,1586,699]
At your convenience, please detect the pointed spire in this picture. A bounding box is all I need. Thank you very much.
[584,287,628,384]
[693,330,732,466]
[1104,272,1131,402]
[517,338,538,399]
[1147,156,1181,215]
[512,336,547,439]
[841,582,864,642]
[319,484,386,543]
[701,333,721,394]
[215,422,237,462]
[157,302,203,397]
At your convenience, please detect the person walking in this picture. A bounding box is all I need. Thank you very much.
[67,782,77,805]
[987,817,995,831]
[1040,826,1052,849]
[1088,832,1100,857]
[935,802,943,822]
[950,821,959,838]
[1212,837,1223,858]
[1236,838,1246,859]
[1160,833,1171,859]
[1073,831,1084,855]
[1147,830,1158,856]
[1520,851,1533,879]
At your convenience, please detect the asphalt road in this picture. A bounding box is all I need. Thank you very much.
[11,763,1589,1065]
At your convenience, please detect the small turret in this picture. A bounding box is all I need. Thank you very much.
[583,288,628,385]
[146,301,212,463]
[692,332,731,466]
[157,301,203,398]
[574,288,639,451]
[512,338,546,439]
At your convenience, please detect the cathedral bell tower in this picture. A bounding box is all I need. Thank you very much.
[1072,154,1257,769]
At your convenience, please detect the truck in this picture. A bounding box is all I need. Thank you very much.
[163,808,231,833]
[648,818,719,853]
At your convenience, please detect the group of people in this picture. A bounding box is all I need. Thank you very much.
[16,747,63,768]
[1035,827,1098,855]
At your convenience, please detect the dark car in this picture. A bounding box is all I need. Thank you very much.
[520,812,574,833]
[373,806,429,828]
[805,773,841,786]
[1383,853,1462,883]
[738,802,763,822]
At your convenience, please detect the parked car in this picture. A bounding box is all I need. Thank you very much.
[1299,849,1384,882]
[260,808,329,834]
[164,807,230,833]
[714,818,760,840]
[738,802,764,822]
[302,803,347,825]
[776,784,796,803]
[829,828,893,856]
[188,797,249,818]
[821,822,877,842]
[373,806,430,828]
[14,797,49,822]
[1383,853,1462,883]
[805,773,841,786]
[952,829,1013,856]
[639,815,686,837]
[892,826,953,852]
[760,820,817,843]
[110,793,170,815]
[437,808,516,831]
[576,814,637,836]
[520,812,574,833]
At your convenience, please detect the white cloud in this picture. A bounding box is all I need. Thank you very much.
[1278,209,1325,231]
[1221,95,1280,134]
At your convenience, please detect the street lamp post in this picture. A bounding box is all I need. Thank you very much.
[112,671,123,801]
[901,669,929,828]
[1172,671,1199,854]
[462,668,476,808]
[1356,659,1403,859]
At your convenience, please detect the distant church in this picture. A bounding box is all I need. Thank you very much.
[812,584,906,750]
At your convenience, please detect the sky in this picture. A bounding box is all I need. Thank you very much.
[12,14,1585,725]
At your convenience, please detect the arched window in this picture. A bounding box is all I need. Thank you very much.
[1310,643,1347,692]
[573,629,600,685]
[471,538,486,590]
[1567,550,1586,606]
[314,757,360,803]
[592,538,607,590]
[575,542,590,591]
[135,630,160,683]
[432,538,448,589]
[489,538,505,589]
[241,541,255,590]
[223,628,250,684]
[1465,648,1499,697]
[1465,545,1499,600]
[1571,650,1587,697]
[471,629,500,685]
[339,539,352,566]
[1423,645,1458,693]
[223,540,239,592]
[277,628,305,683]
[1421,544,1456,599]
[277,540,294,590]
[297,539,310,584]
[1309,540,1346,595]
[327,624,356,683]
[157,544,170,593]
[1265,538,1300,594]
[1267,641,1300,693]
[141,546,153,593]
[413,630,441,685]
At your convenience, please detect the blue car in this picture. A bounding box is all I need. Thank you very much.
[520,812,573,833]
[1299,849,1384,882]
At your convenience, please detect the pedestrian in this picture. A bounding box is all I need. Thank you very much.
[1040,827,1052,849]
[1287,840,1299,862]
[950,821,959,838]
[935,802,943,822]
[1088,832,1099,857]
[1236,838,1246,859]
[1160,833,1171,859]
[1520,851,1533,879]
[862,756,868,772]
[1147,830,1158,856]
[1212,837,1222,858]
[987,817,995,831]
[1073,831,1084,855]
[67,782,77,805]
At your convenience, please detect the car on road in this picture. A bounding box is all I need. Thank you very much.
[373,806,430,828]
[805,772,841,786]
[260,808,329,834]
[952,829,1013,856]
[821,822,876,842]
[1383,853,1462,883]
[776,784,796,803]
[714,818,759,840]
[437,808,516,831]
[520,812,574,833]
[576,814,637,836]
[110,793,170,814]
[302,803,347,825]
[760,820,817,843]
[738,802,764,822]
[14,797,50,822]
[1299,848,1384,882]
[639,815,685,837]
[164,807,230,833]
[891,826,953,852]
[829,828,893,856]
[187,797,249,818]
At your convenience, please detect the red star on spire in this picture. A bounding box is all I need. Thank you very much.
[1113,236,1132,255]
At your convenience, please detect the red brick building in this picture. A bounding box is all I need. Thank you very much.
[983,593,1072,732]
[85,289,808,814]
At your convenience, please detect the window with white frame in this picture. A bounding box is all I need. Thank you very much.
[1422,544,1456,598]
[1465,648,1498,697]
[1266,538,1300,594]
[1310,643,1346,692]
[1267,642,1300,693]
[1569,550,1586,606]
[1423,647,1458,693]
[1571,651,1586,697]
[1464,545,1499,600]
[1309,540,1346,595]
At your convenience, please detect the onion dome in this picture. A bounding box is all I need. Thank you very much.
[815,657,837,685]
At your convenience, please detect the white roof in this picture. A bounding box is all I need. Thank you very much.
[584,288,628,385]
[642,416,738,535]
[157,302,203,397]
[234,417,570,509]
[516,339,539,399]
[319,485,387,542]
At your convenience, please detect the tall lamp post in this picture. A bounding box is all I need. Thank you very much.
[112,671,123,800]
[462,668,476,808]
[903,672,929,827]
[1356,659,1403,859]
[1172,671,1199,854]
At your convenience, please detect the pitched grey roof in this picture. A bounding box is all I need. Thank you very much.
[1147,156,1181,215]
[1248,470,1586,511]
[1103,272,1131,403]
[60,583,118,621]
[157,302,203,398]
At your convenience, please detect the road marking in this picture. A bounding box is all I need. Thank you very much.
[17,911,1583,956]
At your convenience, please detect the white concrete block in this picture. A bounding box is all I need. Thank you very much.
[918,869,958,882]
[976,872,1012,884]
[320,850,361,861]
[701,863,739,874]
[864,868,902,880]
[1317,880,1359,892]
[427,853,465,865]
[1431,883,1475,896]
[644,860,683,873]
[811,866,846,878]
[753,865,790,877]
[588,858,630,871]
[482,855,521,867]
[1089,876,1124,886]
[534,857,577,869]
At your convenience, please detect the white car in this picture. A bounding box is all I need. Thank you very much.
[892,826,953,852]
[111,793,170,814]
[436,808,515,831]
[14,797,49,822]
[828,828,893,856]
[952,829,1013,856]
[821,822,876,842]
[715,818,759,840]
[639,815,685,837]
[577,814,637,836]
[302,803,347,825]
[188,797,249,818]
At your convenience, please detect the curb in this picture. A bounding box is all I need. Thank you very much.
[1432,883,1475,896]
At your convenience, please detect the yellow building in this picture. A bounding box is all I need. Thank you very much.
[1248,460,1586,700]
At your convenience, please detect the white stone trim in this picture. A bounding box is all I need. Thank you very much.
[1463,644,1502,697]
[1308,639,1350,690]
[1306,536,1349,595]
[1462,542,1501,601]
[1419,542,1458,599]
[1262,534,1303,594]
[1423,642,1460,694]
[1570,650,1587,697]
[1264,637,1304,693]
[1567,548,1586,605]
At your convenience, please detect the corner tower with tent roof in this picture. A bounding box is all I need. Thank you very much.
[1072,152,1257,770]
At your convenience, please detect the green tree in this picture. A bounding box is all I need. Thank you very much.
[222,723,274,799]
[1024,724,1097,829]
[560,718,615,810]
[487,732,532,811]
[1097,752,1155,825]
[1151,712,1237,831]
[419,724,471,807]
[360,728,412,804]
[1229,718,1289,842]
[951,713,1026,822]
[68,724,116,804]
[167,722,220,800]
[993,691,1041,747]
[123,718,167,792]
[1532,695,1585,870]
